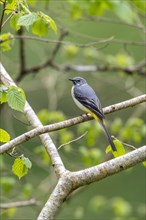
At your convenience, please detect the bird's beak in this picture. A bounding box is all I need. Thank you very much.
[69,78,74,82]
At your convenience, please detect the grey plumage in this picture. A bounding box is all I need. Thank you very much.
[69,76,116,152]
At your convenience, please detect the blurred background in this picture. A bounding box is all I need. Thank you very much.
[0,0,145,219]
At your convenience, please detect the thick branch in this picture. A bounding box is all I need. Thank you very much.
[0,63,65,177]
[37,145,146,220]
[0,94,145,154]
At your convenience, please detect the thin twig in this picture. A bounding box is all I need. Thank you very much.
[1,11,15,29]
[0,34,145,47]
[87,15,146,32]
[112,136,136,150]
[50,29,69,61]
[0,0,6,33]
[0,198,39,209]
[58,131,88,150]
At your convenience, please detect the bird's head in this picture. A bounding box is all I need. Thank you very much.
[69,77,87,86]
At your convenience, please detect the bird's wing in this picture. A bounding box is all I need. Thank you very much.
[76,96,105,119]
[74,84,105,119]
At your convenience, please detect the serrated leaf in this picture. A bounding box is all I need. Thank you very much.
[17,13,37,27]
[6,86,26,112]
[21,155,32,169]
[12,158,28,179]
[18,87,26,99]
[32,18,48,37]
[106,139,126,158]
[0,129,10,143]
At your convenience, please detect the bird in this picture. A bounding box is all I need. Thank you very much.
[69,76,117,152]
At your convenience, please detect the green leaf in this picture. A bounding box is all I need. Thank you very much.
[0,129,10,143]
[132,0,146,12]
[39,12,57,32]
[0,33,14,51]
[6,86,26,112]
[106,139,125,158]
[10,13,21,30]
[48,17,57,32]
[5,0,17,15]
[17,13,37,27]
[32,18,48,37]
[0,92,7,103]
[21,155,32,169]
[114,1,135,23]
[12,157,28,179]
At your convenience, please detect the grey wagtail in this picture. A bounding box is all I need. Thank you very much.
[69,76,117,152]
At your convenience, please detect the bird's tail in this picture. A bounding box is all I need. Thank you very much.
[99,120,117,152]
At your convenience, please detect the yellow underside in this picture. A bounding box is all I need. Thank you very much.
[86,109,99,121]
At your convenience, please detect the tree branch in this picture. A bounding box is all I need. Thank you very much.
[37,145,146,220]
[0,0,6,34]
[1,32,145,78]
[49,29,69,61]
[0,94,145,154]
[16,27,26,82]
[64,60,146,76]
[1,34,145,47]
[15,29,68,82]
[0,63,66,177]
[87,15,146,32]
[0,198,38,209]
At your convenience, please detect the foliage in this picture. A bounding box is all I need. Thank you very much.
[0,0,57,52]
[106,139,126,157]
[0,84,26,112]
[67,0,145,22]
[0,32,14,51]
[12,155,32,179]
[0,128,10,142]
